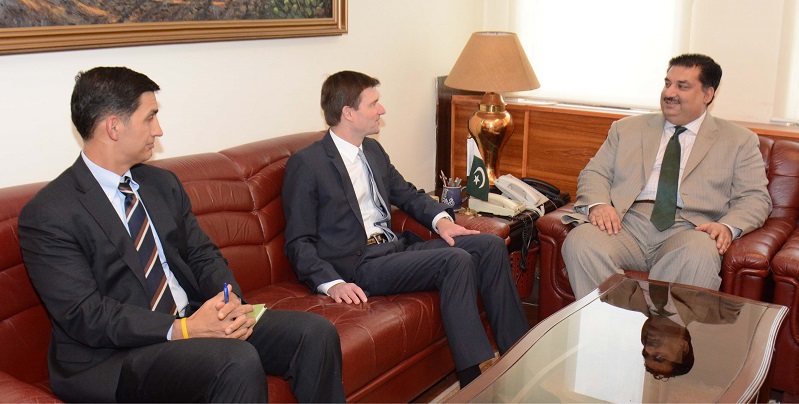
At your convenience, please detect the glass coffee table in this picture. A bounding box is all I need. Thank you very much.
[449,274,787,403]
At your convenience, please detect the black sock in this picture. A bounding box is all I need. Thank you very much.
[457,365,481,388]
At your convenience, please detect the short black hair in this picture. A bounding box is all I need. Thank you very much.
[321,71,380,127]
[668,53,722,105]
[71,67,160,140]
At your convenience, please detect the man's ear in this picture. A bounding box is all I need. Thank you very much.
[342,105,354,122]
[703,86,715,105]
[104,116,120,141]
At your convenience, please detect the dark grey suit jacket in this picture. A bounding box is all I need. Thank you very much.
[18,157,240,402]
[282,131,451,290]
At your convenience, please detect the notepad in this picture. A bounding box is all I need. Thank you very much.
[248,304,267,324]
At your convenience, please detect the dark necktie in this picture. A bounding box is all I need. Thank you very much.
[648,283,676,317]
[650,126,687,231]
[358,149,397,241]
[119,177,177,315]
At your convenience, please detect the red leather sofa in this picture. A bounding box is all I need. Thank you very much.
[0,131,511,403]
[535,136,799,393]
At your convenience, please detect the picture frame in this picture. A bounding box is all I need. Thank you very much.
[0,0,347,55]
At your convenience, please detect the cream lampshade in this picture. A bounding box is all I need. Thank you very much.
[445,31,540,184]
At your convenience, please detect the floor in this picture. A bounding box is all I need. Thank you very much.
[411,272,798,403]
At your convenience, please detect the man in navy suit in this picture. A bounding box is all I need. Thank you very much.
[282,70,529,387]
[19,66,344,402]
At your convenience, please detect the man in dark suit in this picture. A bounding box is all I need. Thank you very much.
[18,67,345,403]
[282,70,529,388]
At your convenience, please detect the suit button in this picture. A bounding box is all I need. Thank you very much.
[356,250,363,256]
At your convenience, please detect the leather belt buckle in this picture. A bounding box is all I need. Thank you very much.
[366,233,387,246]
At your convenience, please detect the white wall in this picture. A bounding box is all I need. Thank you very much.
[690,0,786,123]
[1,0,790,189]
[0,0,483,189]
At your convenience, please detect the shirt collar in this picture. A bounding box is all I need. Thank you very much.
[329,129,362,163]
[81,152,136,200]
[665,111,705,135]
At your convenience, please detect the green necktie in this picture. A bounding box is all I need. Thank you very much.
[650,126,687,231]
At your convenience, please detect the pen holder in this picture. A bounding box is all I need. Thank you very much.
[441,186,463,209]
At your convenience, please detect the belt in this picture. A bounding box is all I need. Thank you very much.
[634,200,682,209]
[366,233,388,246]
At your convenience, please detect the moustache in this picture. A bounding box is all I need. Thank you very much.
[663,97,680,103]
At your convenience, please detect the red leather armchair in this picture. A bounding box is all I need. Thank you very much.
[536,137,799,322]
[770,137,799,393]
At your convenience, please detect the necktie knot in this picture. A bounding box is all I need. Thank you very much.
[673,125,687,137]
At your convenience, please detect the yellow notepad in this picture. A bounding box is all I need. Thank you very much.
[248,304,267,324]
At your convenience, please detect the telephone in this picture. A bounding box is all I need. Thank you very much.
[495,174,549,211]
[469,193,526,217]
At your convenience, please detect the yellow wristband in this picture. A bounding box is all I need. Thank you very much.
[181,318,189,339]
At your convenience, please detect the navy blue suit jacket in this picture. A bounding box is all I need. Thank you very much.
[283,131,451,290]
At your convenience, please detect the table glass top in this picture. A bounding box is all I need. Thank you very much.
[467,276,785,403]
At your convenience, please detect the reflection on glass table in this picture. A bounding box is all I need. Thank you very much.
[449,274,787,403]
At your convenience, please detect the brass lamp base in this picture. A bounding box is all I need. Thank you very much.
[468,92,513,185]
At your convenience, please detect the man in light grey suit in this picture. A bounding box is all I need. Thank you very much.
[562,54,771,299]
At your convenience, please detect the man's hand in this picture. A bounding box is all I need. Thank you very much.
[695,222,733,255]
[588,204,621,235]
[436,217,479,246]
[177,289,255,341]
[328,282,368,304]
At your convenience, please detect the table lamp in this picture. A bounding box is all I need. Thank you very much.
[445,31,540,184]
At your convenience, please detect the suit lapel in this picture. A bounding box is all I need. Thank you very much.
[683,114,720,178]
[132,170,201,293]
[322,132,365,228]
[71,158,148,291]
[642,114,666,181]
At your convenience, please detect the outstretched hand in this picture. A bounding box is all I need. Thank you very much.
[328,282,368,304]
[588,204,622,235]
[436,217,480,246]
[695,222,733,255]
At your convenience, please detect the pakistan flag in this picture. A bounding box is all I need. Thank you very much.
[466,136,489,201]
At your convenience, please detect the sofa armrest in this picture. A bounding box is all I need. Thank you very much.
[391,208,511,243]
[721,216,796,299]
[535,203,575,245]
[0,372,60,403]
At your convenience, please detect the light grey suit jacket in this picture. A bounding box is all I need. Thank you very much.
[565,112,771,235]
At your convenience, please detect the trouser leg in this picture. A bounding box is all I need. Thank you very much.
[448,233,529,355]
[116,338,267,403]
[248,309,345,403]
[356,238,494,371]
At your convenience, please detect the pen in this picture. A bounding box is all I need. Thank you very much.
[223,282,229,303]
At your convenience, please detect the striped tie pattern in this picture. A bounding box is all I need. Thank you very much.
[358,149,397,241]
[119,177,177,315]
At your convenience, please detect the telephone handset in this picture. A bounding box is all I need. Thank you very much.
[468,193,526,217]
[495,174,548,216]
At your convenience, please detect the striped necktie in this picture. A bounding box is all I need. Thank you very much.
[119,177,177,315]
[650,126,687,231]
[358,149,397,241]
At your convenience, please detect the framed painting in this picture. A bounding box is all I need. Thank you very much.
[0,0,347,55]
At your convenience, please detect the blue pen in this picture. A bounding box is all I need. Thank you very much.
[223,282,229,304]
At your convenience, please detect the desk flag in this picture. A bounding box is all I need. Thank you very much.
[466,136,489,201]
